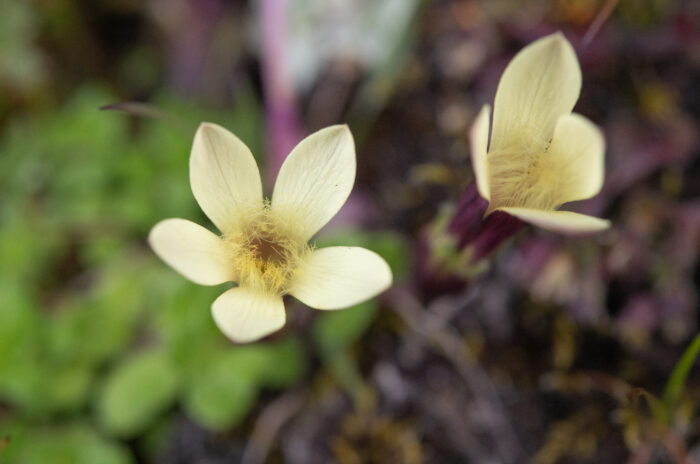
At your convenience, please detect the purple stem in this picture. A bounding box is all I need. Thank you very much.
[470,211,525,262]
[260,0,303,189]
[447,182,524,261]
[416,182,525,298]
[447,183,489,248]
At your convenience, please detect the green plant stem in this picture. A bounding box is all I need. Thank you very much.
[662,331,700,416]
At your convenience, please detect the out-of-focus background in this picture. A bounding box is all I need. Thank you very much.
[1,0,699,463]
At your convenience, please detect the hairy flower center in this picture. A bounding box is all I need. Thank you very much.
[249,236,286,265]
[225,207,310,296]
[487,146,565,212]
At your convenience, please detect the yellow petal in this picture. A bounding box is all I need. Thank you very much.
[470,104,491,200]
[211,287,285,343]
[289,246,392,310]
[548,113,605,205]
[149,218,233,285]
[498,207,610,233]
[190,123,264,234]
[271,125,355,242]
[491,32,581,153]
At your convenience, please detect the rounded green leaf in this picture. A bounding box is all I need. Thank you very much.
[257,337,307,388]
[183,350,258,430]
[11,423,133,464]
[97,349,179,437]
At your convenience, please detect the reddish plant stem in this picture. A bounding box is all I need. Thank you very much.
[417,182,525,298]
[447,183,525,260]
[447,183,489,248]
[260,0,303,189]
[582,0,620,48]
[470,210,525,261]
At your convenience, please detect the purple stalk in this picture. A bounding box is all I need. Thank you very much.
[469,210,525,262]
[447,183,524,261]
[447,183,489,248]
[259,0,364,229]
[417,182,525,297]
[260,0,303,189]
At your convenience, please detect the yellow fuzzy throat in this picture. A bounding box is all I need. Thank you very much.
[487,145,566,212]
[224,206,310,296]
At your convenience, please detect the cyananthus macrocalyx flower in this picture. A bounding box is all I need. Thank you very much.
[149,123,392,343]
[470,32,610,233]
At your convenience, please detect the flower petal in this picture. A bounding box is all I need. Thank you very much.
[470,104,491,200]
[211,287,285,343]
[149,218,233,285]
[190,123,264,234]
[548,113,605,204]
[271,125,355,241]
[491,32,581,153]
[498,207,610,234]
[289,246,392,310]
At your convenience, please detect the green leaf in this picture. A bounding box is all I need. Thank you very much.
[256,337,307,388]
[137,416,173,463]
[0,282,49,416]
[152,279,222,367]
[313,301,378,356]
[0,354,46,417]
[183,350,258,430]
[663,331,700,415]
[0,418,26,463]
[97,348,179,437]
[49,297,138,368]
[0,280,40,375]
[5,423,133,464]
[42,364,93,413]
[182,338,306,430]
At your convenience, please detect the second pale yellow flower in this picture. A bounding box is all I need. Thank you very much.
[470,32,610,233]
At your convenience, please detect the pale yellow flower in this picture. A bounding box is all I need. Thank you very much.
[470,32,610,233]
[149,124,392,343]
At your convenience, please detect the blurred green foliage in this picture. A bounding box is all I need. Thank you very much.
[0,85,259,460]
[182,338,307,430]
[98,347,179,437]
[0,422,133,464]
